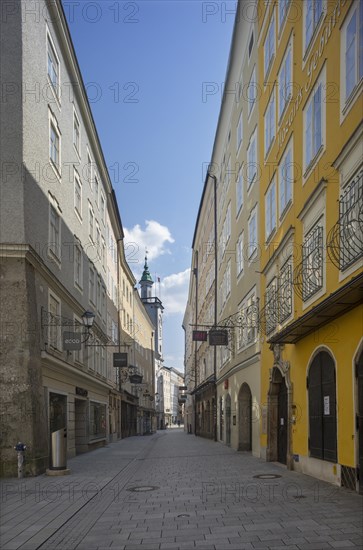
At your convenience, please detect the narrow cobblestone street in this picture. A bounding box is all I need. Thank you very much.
[1,429,362,550]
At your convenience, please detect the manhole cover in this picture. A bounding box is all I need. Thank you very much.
[127,485,159,492]
[253,474,282,479]
[177,514,190,518]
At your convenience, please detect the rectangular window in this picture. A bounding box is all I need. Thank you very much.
[49,204,61,259]
[73,110,80,155]
[279,0,290,30]
[279,259,293,322]
[338,169,363,270]
[278,44,292,120]
[247,132,257,190]
[247,67,257,116]
[236,167,243,215]
[101,238,106,270]
[236,111,243,151]
[96,222,101,258]
[47,36,59,96]
[248,207,258,259]
[74,171,82,218]
[74,244,82,288]
[238,291,257,349]
[50,121,60,171]
[265,178,277,240]
[236,232,244,276]
[100,193,105,224]
[264,16,275,77]
[87,151,93,188]
[89,204,94,242]
[265,278,278,335]
[97,278,101,313]
[344,4,363,101]
[305,83,322,169]
[305,0,323,52]
[279,142,292,216]
[302,222,324,301]
[49,293,61,349]
[89,266,96,305]
[94,174,99,207]
[74,316,83,364]
[264,89,275,156]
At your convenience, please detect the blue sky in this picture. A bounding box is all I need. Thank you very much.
[64,0,236,372]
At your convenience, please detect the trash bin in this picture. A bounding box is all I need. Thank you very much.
[50,428,67,470]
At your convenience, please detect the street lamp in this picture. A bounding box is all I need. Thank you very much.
[81,310,95,343]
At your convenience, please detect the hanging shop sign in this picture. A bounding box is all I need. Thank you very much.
[209,329,228,346]
[192,330,208,342]
[113,353,128,368]
[63,331,82,351]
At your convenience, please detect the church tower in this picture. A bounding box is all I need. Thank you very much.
[139,256,164,428]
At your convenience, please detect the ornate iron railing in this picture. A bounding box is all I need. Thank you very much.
[327,169,363,271]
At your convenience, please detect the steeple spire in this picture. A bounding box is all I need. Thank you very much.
[139,255,153,284]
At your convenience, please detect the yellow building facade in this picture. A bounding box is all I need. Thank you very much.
[257,0,363,491]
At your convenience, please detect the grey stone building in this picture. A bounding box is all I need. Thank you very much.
[0,0,131,475]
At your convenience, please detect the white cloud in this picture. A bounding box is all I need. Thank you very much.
[160,268,191,315]
[123,220,174,267]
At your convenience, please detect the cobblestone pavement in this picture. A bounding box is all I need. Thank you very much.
[1,429,362,550]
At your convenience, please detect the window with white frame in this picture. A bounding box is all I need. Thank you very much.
[279,0,290,31]
[47,35,59,96]
[225,156,232,189]
[48,293,61,349]
[305,0,323,52]
[248,206,258,259]
[236,111,243,151]
[247,131,257,190]
[96,222,101,258]
[88,203,94,242]
[304,79,323,170]
[302,219,324,301]
[278,43,292,120]
[221,259,231,309]
[264,15,275,77]
[94,174,99,207]
[342,2,363,103]
[236,167,243,215]
[49,202,61,260]
[74,316,83,364]
[265,177,277,240]
[74,171,82,218]
[247,67,257,116]
[49,117,60,172]
[279,258,293,322]
[236,232,244,276]
[73,110,80,155]
[264,88,275,156]
[279,140,293,216]
[100,193,105,224]
[74,243,83,288]
[87,151,93,188]
[265,277,278,335]
[238,289,257,350]
[220,202,231,257]
[97,278,101,313]
[89,265,96,305]
[101,237,106,270]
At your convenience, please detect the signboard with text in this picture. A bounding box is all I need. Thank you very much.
[63,331,82,351]
[208,329,228,346]
[192,330,208,342]
[113,353,128,368]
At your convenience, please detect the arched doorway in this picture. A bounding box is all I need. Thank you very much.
[267,365,290,465]
[356,350,363,494]
[225,394,231,446]
[238,383,252,451]
[308,351,337,463]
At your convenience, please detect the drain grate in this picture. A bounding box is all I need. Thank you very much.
[177,514,190,518]
[253,474,282,479]
[127,485,159,492]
